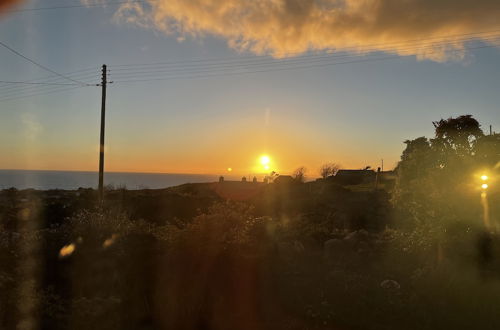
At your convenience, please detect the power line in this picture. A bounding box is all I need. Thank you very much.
[0,81,81,86]
[0,71,100,100]
[107,31,500,80]
[0,71,99,90]
[110,43,499,84]
[111,29,500,68]
[7,0,152,13]
[0,66,98,82]
[0,67,100,102]
[0,70,99,93]
[2,30,499,100]
[0,85,89,103]
[110,55,401,83]
[0,40,91,86]
[0,83,92,100]
[108,36,500,79]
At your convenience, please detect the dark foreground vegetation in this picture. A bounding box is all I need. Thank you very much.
[1,115,499,330]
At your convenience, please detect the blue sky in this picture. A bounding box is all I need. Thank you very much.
[1,0,500,175]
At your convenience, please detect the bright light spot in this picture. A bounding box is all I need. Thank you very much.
[103,234,118,248]
[227,167,232,172]
[259,155,272,171]
[482,183,489,190]
[260,155,270,165]
[481,175,488,181]
[59,243,75,258]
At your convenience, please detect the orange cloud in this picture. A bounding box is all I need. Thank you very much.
[112,0,500,61]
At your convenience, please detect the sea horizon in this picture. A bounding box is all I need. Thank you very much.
[0,169,245,190]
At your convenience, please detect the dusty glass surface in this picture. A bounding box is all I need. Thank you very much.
[1,1,500,329]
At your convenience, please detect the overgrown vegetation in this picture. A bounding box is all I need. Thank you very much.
[1,115,499,329]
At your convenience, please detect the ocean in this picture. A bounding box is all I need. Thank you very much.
[0,170,238,190]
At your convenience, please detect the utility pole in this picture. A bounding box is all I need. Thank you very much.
[98,64,107,200]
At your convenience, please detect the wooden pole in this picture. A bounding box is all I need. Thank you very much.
[98,64,107,200]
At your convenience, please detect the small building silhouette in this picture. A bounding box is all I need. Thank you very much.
[219,176,224,183]
[252,176,257,183]
[335,169,375,185]
[273,175,294,185]
[242,176,247,182]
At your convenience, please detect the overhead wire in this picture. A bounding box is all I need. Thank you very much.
[0,69,99,92]
[6,0,153,13]
[0,67,100,102]
[110,28,500,69]
[109,42,500,84]
[1,29,500,100]
[0,73,99,94]
[107,31,500,82]
[0,71,99,89]
[0,71,100,100]
[108,37,500,80]
[0,85,88,103]
[0,40,92,86]
[0,81,82,86]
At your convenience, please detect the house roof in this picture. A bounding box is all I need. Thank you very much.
[274,175,294,183]
[336,169,374,175]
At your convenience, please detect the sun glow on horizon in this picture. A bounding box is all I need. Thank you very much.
[258,154,273,172]
[260,155,270,165]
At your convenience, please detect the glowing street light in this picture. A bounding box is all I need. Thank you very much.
[479,173,490,190]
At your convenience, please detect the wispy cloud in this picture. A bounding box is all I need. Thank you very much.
[80,0,108,6]
[108,0,500,61]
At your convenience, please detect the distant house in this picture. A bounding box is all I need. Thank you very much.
[273,175,294,185]
[335,169,375,185]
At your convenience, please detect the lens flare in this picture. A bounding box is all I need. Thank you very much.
[59,243,75,258]
[482,183,488,190]
[481,191,490,229]
[481,175,488,181]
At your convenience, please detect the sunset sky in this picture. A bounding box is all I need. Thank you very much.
[1,0,500,176]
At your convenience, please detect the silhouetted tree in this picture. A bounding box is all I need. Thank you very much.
[293,167,307,183]
[474,133,500,167]
[432,115,483,155]
[319,163,340,179]
[393,115,498,233]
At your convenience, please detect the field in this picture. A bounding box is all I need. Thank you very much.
[1,177,500,330]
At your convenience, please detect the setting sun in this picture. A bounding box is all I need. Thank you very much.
[260,155,270,165]
[2,0,500,327]
[259,155,272,171]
